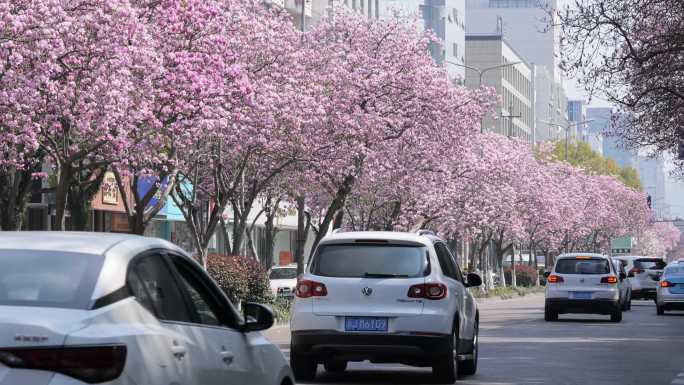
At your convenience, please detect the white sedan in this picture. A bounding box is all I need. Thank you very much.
[0,232,293,385]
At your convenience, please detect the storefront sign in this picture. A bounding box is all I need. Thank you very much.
[101,172,119,205]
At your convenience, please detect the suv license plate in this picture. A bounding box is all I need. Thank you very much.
[570,291,593,300]
[345,317,388,332]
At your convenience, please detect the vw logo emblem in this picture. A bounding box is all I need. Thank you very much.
[362,287,373,296]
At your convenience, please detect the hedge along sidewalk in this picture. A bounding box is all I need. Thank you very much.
[471,286,545,300]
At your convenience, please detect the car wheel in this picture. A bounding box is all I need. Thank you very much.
[459,321,478,376]
[432,326,458,384]
[657,305,665,315]
[290,352,317,382]
[610,311,622,323]
[544,307,558,322]
[323,360,347,373]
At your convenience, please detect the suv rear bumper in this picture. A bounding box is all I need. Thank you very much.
[291,331,451,365]
[546,298,620,315]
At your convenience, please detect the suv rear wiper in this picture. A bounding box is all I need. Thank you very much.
[363,272,409,278]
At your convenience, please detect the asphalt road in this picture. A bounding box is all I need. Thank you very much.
[265,294,684,385]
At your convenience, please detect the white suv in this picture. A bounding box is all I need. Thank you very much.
[545,253,622,322]
[290,231,482,383]
[612,256,666,301]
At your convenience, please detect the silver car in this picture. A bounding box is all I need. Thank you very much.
[611,258,632,311]
[656,261,684,315]
[613,256,666,301]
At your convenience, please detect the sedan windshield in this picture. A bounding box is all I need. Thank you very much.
[664,266,684,275]
[0,250,104,309]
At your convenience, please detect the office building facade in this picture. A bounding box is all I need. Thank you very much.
[465,34,534,141]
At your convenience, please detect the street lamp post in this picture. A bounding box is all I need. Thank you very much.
[446,60,522,134]
[540,119,594,161]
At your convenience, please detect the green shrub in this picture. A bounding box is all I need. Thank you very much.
[206,254,273,306]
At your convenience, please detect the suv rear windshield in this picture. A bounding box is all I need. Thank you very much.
[0,250,104,309]
[270,267,297,280]
[312,243,429,278]
[635,259,667,270]
[555,258,611,275]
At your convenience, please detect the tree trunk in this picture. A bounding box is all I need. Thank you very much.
[310,175,355,255]
[66,166,106,231]
[53,164,72,231]
[262,202,279,268]
[511,245,517,288]
[231,213,248,256]
[295,196,307,275]
[0,167,35,231]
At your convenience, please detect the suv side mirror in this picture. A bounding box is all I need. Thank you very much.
[240,302,275,332]
[544,271,551,278]
[619,272,626,280]
[466,273,482,288]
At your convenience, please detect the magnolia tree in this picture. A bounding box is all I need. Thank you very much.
[0,0,160,230]
[299,10,494,253]
[634,222,682,258]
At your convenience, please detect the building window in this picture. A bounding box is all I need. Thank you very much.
[452,43,459,58]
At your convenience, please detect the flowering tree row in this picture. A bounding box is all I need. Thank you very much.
[0,1,658,270]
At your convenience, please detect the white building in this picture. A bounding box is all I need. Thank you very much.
[466,0,568,142]
[275,0,467,80]
[465,34,534,141]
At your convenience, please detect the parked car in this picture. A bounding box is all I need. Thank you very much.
[0,232,293,385]
[290,230,482,384]
[656,261,684,315]
[612,256,666,301]
[269,264,298,298]
[545,253,622,322]
[611,258,632,310]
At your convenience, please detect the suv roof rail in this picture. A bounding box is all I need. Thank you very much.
[415,229,435,236]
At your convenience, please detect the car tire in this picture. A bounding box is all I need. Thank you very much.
[323,360,347,373]
[610,311,622,323]
[657,305,665,315]
[544,307,558,322]
[291,352,317,382]
[432,326,458,384]
[459,320,478,376]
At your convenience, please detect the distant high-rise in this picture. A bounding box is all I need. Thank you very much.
[567,100,585,144]
[586,108,636,169]
[466,0,568,142]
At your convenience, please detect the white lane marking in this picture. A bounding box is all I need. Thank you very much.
[671,379,684,384]
[678,373,684,377]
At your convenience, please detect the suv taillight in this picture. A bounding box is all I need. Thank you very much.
[660,280,674,288]
[601,276,618,285]
[295,279,328,298]
[547,275,564,283]
[407,283,447,300]
[0,344,126,384]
